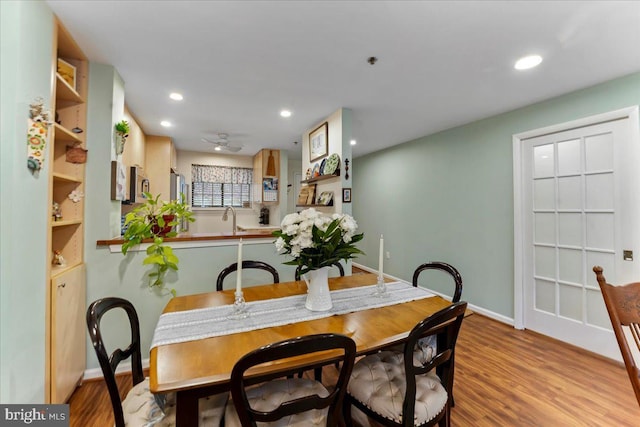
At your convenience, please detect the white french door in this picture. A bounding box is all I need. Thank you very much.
[514,107,640,360]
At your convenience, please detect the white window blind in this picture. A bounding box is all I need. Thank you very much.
[191,165,252,208]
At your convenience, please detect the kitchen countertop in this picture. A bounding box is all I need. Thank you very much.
[96,231,277,246]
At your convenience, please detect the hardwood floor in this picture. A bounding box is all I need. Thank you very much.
[69,314,638,426]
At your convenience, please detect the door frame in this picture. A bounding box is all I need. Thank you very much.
[512,105,639,330]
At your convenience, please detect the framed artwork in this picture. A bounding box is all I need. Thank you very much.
[110,160,126,201]
[342,187,352,203]
[309,122,328,162]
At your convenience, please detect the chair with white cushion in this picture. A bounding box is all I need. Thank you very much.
[226,333,356,427]
[87,297,227,427]
[344,301,467,427]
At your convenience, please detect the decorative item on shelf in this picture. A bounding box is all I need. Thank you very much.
[27,97,51,172]
[52,202,62,221]
[309,122,328,162]
[57,58,76,89]
[121,192,195,296]
[52,250,66,267]
[342,187,352,203]
[65,144,87,164]
[273,208,364,311]
[317,191,334,206]
[306,184,316,205]
[266,150,276,176]
[319,158,327,175]
[324,153,340,176]
[114,120,130,155]
[345,158,350,180]
[297,186,310,205]
[312,163,320,178]
[305,168,312,180]
[71,103,83,134]
[68,190,84,203]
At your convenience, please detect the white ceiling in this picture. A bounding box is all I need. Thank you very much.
[45,1,640,160]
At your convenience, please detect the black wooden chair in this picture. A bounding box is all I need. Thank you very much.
[86,297,227,427]
[226,333,356,427]
[344,301,467,427]
[216,260,280,291]
[294,262,345,281]
[412,262,463,303]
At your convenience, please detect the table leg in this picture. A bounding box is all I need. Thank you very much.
[176,390,199,427]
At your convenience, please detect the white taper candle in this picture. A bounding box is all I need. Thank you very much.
[236,238,243,294]
[378,234,384,281]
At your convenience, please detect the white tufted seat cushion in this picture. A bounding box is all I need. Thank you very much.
[225,377,329,427]
[121,377,228,426]
[347,351,447,426]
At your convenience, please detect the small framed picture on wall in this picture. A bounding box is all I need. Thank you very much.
[342,187,352,203]
[309,122,328,162]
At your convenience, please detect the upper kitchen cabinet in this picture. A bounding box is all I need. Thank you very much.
[253,149,280,203]
[46,17,88,404]
[145,135,176,201]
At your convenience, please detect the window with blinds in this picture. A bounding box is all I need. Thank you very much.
[191,165,252,208]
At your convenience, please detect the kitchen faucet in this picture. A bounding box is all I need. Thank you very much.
[222,206,237,235]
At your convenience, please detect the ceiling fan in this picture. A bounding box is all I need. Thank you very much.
[201,133,242,152]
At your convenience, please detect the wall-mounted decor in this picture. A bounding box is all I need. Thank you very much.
[114,120,130,155]
[57,58,76,89]
[309,121,328,162]
[27,97,51,172]
[110,160,126,201]
[342,187,352,203]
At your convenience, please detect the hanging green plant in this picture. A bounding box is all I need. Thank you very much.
[121,192,195,296]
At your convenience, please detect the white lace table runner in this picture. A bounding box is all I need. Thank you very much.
[151,281,434,349]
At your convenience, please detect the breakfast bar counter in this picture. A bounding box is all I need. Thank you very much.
[96,231,276,247]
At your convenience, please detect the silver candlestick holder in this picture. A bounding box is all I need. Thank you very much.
[372,276,389,298]
[227,291,249,319]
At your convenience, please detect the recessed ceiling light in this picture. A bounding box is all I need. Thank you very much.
[214,146,221,151]
[160,120,172,127]
[350,139,357,145]
[169,92,183,101]
[514,55,543,70]
[280,110,292,118]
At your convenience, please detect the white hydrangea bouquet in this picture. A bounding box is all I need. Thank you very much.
[273,208,364,276]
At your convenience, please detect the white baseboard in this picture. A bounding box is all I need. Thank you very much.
[352,262,515,327]
[83,358,150,381]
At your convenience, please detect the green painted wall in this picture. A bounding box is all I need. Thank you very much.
[353,72,640,318]
[0,0,53,403]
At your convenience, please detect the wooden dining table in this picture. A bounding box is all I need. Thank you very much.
[150,273,458,426]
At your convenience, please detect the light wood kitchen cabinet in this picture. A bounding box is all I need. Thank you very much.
[253,149,280,203]
[46,17,87,403]
[50,264,86,403]
[145,135,175,201]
